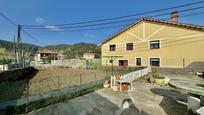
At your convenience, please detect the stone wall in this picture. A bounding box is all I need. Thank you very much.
[51,59,87,68]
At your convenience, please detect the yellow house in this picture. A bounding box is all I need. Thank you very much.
[99,12,204,68]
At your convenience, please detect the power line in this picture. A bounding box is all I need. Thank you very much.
[0,12,17,26]
[22,6,204,30]
[23,11,204,33]
[22,0,204,27]
[0,12,45,45]
[21,29,45,45]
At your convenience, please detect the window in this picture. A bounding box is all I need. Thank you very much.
[150,40,160,49]
[126,43,133,50]
[119,60,128,67]
[109,45,116,51]
[150,58,160,66]
[136,58,141,66]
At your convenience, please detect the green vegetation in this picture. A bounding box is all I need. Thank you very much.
[45,42,101,59]
[0,58,12,65]
[152,73,165,79]
[87,59,101,69]
[0,40,101,60]
[0,40,39,53]
[101,66,144,75]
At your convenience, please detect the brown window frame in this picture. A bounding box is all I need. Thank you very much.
[150,40,160,49]
[126,43,134,51]
[109,44,116,51]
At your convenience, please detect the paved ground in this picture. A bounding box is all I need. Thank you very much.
[31,74,190,115]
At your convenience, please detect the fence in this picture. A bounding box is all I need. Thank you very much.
[111,66,151,86]
[50,59,101,69]
[0,66,145,100]
[0,66,146,113]
[123,66,151,80]
[51,59,87,68]
[0,61,31,72]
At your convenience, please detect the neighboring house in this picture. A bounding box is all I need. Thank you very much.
[99,12,204,68]
[35,49,63,63]
[82,53,95,60]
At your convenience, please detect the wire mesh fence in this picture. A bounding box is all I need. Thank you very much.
[0,67,109,102]
[0,66,146,102]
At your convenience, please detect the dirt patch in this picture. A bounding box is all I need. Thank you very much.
[0,67,110,102]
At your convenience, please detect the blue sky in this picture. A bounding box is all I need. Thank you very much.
[0,0,204,46]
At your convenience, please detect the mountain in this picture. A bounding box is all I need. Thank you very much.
[0,40,101,59]
[44,44,72,52]
[0,39,40,53]
[45,43,101,58]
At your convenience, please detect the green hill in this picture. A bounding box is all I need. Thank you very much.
[45,43,101,58]
[0,40,101,59]
[0,39,40,54]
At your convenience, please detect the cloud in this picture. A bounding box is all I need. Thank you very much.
[44,25,62,31]
[83,33,95,38]
[35,17,45,24]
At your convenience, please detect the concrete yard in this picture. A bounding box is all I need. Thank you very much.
[31,75,189,115]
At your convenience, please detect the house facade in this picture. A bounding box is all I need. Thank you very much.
[99,12,204,68]
[35,49,64,63]
[82,53,95,60]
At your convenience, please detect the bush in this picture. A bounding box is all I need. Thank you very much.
[0,58,12,65]
[152,73,165,79]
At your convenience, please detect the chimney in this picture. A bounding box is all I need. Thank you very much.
[170,11,179,22]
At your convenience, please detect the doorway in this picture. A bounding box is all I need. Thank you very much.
[119,60,128,67]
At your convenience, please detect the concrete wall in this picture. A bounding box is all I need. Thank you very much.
[51,59,87,68]
[0,65,8,71]
[101,21,204,68]
[0,67,37,82]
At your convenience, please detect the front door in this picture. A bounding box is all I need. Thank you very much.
[119,60,128,67]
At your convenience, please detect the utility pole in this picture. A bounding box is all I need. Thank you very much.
[16,24,21,64]
[13,36,17,64]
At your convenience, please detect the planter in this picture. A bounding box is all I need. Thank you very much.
[154,77,169,86]
[121,84,129,91]
[103,80,110,88]
[111,83,129,91]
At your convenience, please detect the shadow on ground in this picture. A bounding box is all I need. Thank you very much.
[0,67,39,102]
[151,88,187,115]
[33,92,148,115]
[196,84,204,88]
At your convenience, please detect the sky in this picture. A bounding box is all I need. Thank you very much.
[0,0,204,46]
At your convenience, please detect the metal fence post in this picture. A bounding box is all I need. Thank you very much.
[183,58,185,69]
[25,80,29,113]
[106,69,108,79]
[57,76,60,89]
[94,72,97,85]
[80,73,82,85]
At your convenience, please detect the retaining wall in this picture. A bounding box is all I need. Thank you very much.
[0,67,38,82]
[0,79,104,114]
